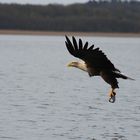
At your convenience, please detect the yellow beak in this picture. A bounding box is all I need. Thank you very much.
[67,62,72,67]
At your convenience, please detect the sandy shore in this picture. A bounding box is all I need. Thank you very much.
[0,29,140,37]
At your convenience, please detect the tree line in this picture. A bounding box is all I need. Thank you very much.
[0,0,140,33]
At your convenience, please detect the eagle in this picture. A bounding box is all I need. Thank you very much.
[65,36,134,103]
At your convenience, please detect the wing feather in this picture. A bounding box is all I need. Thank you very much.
[79,38,83,50]
[72,36,78,51]
[88,44,94,50]
[83,42,88,50]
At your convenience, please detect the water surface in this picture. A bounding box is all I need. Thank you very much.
[0,35,140,140]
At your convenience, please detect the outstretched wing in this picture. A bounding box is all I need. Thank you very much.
[65,36,120,72]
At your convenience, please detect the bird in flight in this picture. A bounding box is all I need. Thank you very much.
[65,36,134,103]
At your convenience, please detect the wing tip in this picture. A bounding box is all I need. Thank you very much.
[65,35,69,41]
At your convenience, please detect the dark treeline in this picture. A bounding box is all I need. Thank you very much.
[0,0,140,32]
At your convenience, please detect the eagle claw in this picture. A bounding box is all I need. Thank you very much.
[109,92,116,103]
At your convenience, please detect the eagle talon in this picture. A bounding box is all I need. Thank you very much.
[109,92,116,103]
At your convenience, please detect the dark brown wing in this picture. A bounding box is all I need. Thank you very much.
[65,36,120,72]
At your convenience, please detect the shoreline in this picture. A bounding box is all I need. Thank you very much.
[0,29,140,37]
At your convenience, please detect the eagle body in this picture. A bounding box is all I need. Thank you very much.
[65,36,134,103]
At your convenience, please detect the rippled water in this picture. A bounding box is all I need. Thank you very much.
[0,35,139,140]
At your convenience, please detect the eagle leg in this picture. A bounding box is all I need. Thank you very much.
[108,88,116,103]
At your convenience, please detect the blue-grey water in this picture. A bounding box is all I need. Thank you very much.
[0,35,139,140]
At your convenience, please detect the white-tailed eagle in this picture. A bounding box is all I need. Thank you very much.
[65,36,134,103]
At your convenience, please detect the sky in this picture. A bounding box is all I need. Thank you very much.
[0,0,89,5]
